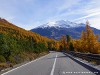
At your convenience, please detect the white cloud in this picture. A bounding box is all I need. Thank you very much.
[86,8,100,14]
[74,12,100,21]
[89,16,100,29]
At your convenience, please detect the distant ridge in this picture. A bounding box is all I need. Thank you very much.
[31,20,100,39]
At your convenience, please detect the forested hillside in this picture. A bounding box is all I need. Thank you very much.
[0,18,61,68]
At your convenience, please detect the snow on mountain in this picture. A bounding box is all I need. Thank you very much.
[37,20,85,28]
[31,20,100,39]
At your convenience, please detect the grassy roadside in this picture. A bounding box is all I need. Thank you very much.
[0,51,49,74]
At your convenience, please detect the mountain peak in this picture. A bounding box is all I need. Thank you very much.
[37,20,85,29]
[47,21,56,27]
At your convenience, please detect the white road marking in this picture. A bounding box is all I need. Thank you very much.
[1,54,49,75]
[50,54,58,75]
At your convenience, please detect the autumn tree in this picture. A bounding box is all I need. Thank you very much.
[60,35,67,50]
[73,21,100,54]
[85,21,99,53]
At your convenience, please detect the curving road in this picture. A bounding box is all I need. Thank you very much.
[1,52,97,75]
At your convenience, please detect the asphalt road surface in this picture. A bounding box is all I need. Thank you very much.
[2,52,97,75]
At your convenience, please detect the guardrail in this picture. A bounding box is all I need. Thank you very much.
[67,51,100,60]
[64,52,100,75]
[66,51,100,64]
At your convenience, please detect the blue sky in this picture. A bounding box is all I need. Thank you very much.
[0,0,100,30]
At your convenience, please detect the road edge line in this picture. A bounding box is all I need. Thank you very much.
[1,53,50,75]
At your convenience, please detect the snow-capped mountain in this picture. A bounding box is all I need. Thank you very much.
[37,20,85,28]
[31,20,100,39]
